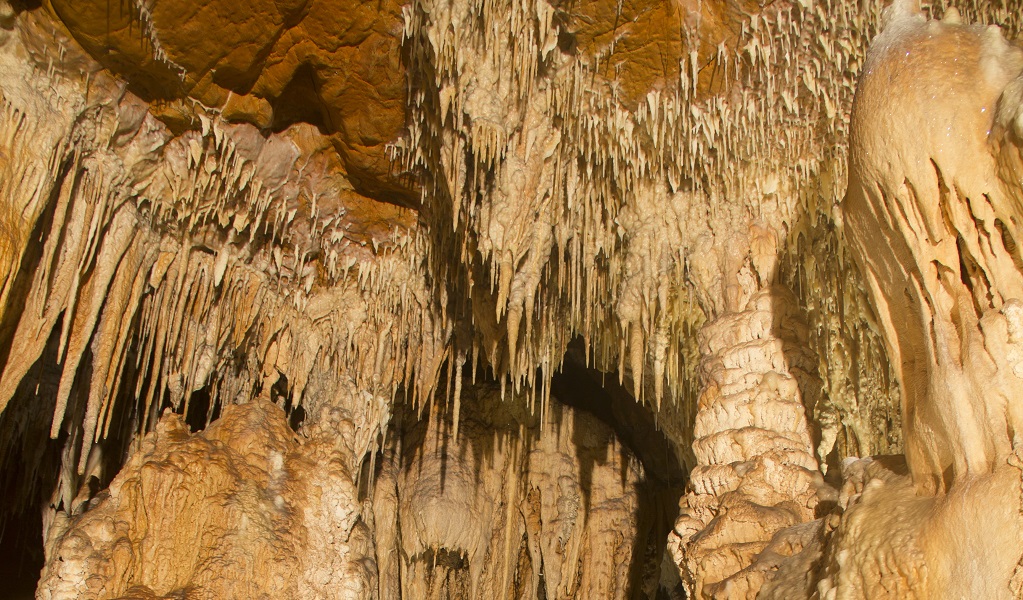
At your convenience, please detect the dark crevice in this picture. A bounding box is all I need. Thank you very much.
[288,403,306,433]
[0,503,44,600]
[960,193,996,309]
[269,64,330,135]
[550,349,687,599]
[272,372,305,433]
[955,235,986,319]
[0,325,65,599]
[995,218,1023,274]
[184,385,216,433]
[551,343,687,489]
[387,355,688,599]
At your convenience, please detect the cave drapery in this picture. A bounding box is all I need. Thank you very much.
[1,0,1023,597]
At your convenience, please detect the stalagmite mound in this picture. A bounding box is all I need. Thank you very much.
[40,399,375,600]
[1,0,1023,598]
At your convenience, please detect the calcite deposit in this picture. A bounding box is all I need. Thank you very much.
[40,400,376,600]
[1,0,1023,598]
[374,385,669,599]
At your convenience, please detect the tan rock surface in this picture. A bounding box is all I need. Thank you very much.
[39,400,375,600]
[376,385,668,599]
[845,2,1023,492]
[670,286,826,599]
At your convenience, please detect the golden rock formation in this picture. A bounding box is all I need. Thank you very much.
[41,400,375,600]
[1,0,1023,598]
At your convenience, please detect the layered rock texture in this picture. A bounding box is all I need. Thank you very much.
[40,400,376,600]
[1,0,1023,598]
[671,286,825,598]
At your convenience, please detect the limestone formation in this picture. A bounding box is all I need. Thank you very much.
[40,400,376,600]
[1,0,1023,598]
[374,385,668,599]
[671,286,825,599]
[845,0,1023,493]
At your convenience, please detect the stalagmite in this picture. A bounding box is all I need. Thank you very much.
[375,385,668,599]
[40,400,376,600]
[670,284,826,599]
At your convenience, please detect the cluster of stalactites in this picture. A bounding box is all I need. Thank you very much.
[0,14,450,531]
[397,0,896,438]
[124,0,188,79]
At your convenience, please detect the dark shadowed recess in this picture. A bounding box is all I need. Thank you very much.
[551,346,689,600]
[383,343,689,599]
[0,328,147,597]
[0,329,62,600]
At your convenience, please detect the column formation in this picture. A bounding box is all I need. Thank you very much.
[670,286,824,598]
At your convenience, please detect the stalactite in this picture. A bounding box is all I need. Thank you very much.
[395,0,895,440]
[0,12,452,530]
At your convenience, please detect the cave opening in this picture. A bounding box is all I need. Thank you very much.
[549,346,689,600]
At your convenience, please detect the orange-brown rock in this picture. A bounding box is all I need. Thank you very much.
[11,0,1023,598]
[47,0,412,204]
[559,0,758,105]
